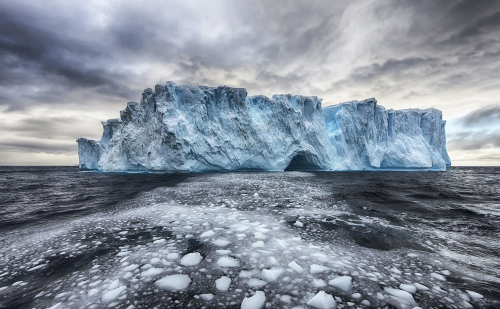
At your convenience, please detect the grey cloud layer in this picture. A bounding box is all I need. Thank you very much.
[0,0,500,162]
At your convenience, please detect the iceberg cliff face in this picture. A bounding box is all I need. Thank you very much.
[323,98,451,170]
[78,82,337,172]
[77,82,450,172]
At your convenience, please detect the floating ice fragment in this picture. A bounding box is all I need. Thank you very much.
[216,276,231,291]
[107,279,120,290]
[466,290,484,299]
[140,268,164,277]
[241,291,266,309]
[383,287,417,306]
[200,230,215,238]
[294,221,304,228]
[288,261,303,273]
[310,264,330,274]
[213,239,231,247]
[306,291,336,309]
[166,253,179,260]
[88,288,99,297]
[407,253,419,258]
[313,279,326,287]
[217,256,240,267]
[180,252,203,266]
[101,286,126,304]
[413,283,429,291]
[200,293,214,301]
[247,278,267,288]
[399,284,417,294]
[261,268,284,282]
[155,274,191,291]
[252,241,265,248]
[216,250,232,255]
[430,272,446,281]
[328,276,352,293]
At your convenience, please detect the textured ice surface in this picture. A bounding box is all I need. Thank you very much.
[77,82,450,172]
[1,172,493,309]
[323,98,451,170]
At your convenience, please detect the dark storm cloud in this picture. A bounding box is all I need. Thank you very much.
[448,131,500,151]
[460,105,500,125]
[1,0,500,164]
[0,139,76,154]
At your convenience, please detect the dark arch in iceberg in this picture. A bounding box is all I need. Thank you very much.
[285,151,323,171]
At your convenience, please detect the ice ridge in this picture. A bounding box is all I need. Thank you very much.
[77,82,451,172]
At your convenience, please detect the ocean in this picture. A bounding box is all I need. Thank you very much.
[0,166,499,308]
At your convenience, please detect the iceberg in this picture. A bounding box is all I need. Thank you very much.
[77,82,450,172]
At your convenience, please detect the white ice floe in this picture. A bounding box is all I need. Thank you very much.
[155,274,191,291]
[288,261,304,273]
[217,256,240,267]
[384,287,417,306]
[212,239,231,246]
[200,293,214,301]
[247,278,267,288]
[241,291,266,309]
[328,276,352,293]
[466,290,484,299]
[399,284,417,294]
[310,264,330,274]
[251,241,265,248]
[200,230,215,238]
[261,268,284,282]
[101,286,126,304]
[215,276,231,291]
[180,252,203,266]
[413,283,429,291]
[140,267,164,277]
[306,291,336,309]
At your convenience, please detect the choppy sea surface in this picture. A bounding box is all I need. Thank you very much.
[0,166,499,309]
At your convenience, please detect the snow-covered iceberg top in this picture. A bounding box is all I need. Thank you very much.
[77,82,450,172]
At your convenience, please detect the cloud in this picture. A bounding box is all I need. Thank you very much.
[448,131,500,151]
[459,104,500,125]
[0,0,500,164]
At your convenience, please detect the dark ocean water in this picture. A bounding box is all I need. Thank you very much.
[0,166,499,309]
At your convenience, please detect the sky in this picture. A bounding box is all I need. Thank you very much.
[0,0,499,166]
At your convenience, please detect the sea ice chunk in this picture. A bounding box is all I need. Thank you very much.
[328,276,352,293]
[200,230,215,238]
[306,291,336,309]
[213,239,231,246]
[310,264,330,274]
[399,284,417,294]
[180,252,203,266]
[288,261,304,273]
[216,276,232,291]
[155,274,191,291]
[200,293,214,301]
[101,286,126,304]
[217,256,240,267]
[261,268,284,282]
[241,291,266,309]
[384,287,417,306]
[247,278,267,288]
[466,290,484,299]
[140,267,164,277]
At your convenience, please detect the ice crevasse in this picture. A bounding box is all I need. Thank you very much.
[77,82,451,172]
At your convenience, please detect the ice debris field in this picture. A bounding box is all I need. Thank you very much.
[77,82,450,172]
[0,172,491,309]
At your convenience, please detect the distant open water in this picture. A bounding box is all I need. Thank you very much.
[0,166,499,308]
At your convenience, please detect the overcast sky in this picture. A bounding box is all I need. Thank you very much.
[1,0,499,166]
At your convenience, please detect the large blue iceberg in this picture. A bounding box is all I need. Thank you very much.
[77,82,451,172]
